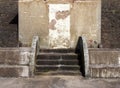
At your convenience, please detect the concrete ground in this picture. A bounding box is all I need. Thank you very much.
[0,76,120,88]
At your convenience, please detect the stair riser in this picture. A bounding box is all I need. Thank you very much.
[35,66,80,72]
[40,49,75,53]
[37,55,78,60]
[35,72,81,75]
[36,61,79,65]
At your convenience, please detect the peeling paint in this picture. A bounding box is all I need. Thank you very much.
[49,4,71,48]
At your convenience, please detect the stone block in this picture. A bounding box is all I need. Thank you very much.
[0,65,29,77]
[89,49,120,65]
[0,48,31,65]
[89,65,120,78]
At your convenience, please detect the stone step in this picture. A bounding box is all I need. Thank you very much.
[36,60,79,65]
[35,70,81,76]
[36,49,80,75]
[37,53,78,60]
[39,48,75,53]
[89,65,120,78]
[35,65,80,72]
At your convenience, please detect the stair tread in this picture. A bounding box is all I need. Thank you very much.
[35,70,81,75]
[36,65,80,67]
[38,53,77,55]
[35,70,80,73]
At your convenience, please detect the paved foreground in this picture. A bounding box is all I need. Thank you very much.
[0,76,120,88]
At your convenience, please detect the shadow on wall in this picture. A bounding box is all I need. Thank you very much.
[75,37,85,77]
[0,0,18,47]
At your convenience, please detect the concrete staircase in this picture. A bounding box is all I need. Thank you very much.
[35,49,81,75]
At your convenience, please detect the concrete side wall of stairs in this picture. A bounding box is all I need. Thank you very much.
[0,48,31,77]
[89,48,120,78]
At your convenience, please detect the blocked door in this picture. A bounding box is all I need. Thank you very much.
[49,4,71,48]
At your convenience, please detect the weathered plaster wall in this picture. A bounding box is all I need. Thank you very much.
[0,47,31,77]
[0,0,120,48]
[71,0,101,48]
[89,48,120,77]
[0,0,18,47]
[19,0,49,47]
[19,0,101,48]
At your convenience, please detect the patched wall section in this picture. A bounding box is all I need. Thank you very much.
[49,4,71,48]
[19,0,101,48]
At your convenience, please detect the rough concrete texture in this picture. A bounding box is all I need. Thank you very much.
[0,76,119,88]
[0,66,29,77]
[19,0,101,48]
[89,49,120,65]
[0,48,31,65]
[89,49,120,78]
[0,0,18,47]
[101,0,120,48]
[0,48,31,77]
[89,66,120,78]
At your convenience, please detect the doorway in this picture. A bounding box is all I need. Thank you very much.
[48,4,71,49]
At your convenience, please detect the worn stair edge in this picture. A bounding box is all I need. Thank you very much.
[36,65,80,67]
[38,53,77,55]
